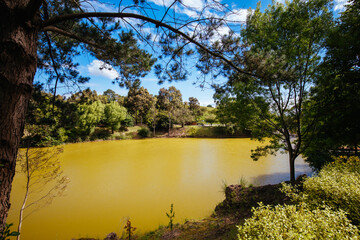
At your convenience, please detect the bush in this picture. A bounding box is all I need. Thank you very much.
[138,127,150,138]
[300,156,360,224]
[90,128,111,140]
[237,203,359,239]
[155,111,172,130]
[186,127,198,136]
[122,114,134,127]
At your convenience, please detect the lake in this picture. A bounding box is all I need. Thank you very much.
[8,138,312,239]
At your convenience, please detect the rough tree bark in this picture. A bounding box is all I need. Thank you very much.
[0,0,40,230]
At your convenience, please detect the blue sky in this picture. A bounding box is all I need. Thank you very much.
[36,0,349,106]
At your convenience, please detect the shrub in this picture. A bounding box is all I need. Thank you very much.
[187,127,198,137]
[302,156,360,224]
[90,128,111,140]
[138,127,150,138]
[237,203,359,239]
[122,114,134,127]
[56,127,68,142]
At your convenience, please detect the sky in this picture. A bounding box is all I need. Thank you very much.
[36,0,349,106]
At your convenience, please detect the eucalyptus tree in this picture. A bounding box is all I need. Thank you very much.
[188,97,201,121]
[157,86,183,136]
[126,86,153,125]
[146,96,158,136]
[103,89,124,105]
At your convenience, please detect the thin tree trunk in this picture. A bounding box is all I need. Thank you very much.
[17,146,31,240]
[168,115,171,137]
[0,1,39,229]
[289,153,296,184]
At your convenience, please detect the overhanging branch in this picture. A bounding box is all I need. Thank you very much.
[42,12,255,77]
[42,26,103,49]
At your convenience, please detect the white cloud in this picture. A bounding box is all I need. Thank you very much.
[147,0,175,7]
[181,0,204,11]
[87,60,120,80]
[334,0,349,11]
[180,8,199,18]
[81,1,118,12]
[225,9,251,22]
[275,0,286,4]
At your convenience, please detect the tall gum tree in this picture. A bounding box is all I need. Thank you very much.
[0,0,252,229]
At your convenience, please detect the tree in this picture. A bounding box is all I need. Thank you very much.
[302,0,360,170]
[146,97,158,136]
[69,89,100,104]
[188,97,201,122]
[77,100,104,136]
[104,102,127,133]
[213,80,270,135]
[17,129,68,240]
[174,103,194,128]
[200,0,333,182]
[157,86,183,136]
[103,89,124,105]
[126,86,153,125]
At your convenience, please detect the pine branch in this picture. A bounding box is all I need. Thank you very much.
[42,26,103,49]
[42,12,255,77]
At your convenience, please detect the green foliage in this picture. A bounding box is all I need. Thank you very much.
[126,86,154,124]
[209,0,333,182]
[188,97,201,121]
[77,100,104,135]
[238,156,360,239]
[154,111,173,130]
[90,129,111,141]
[237,176,248,188]
[173,105,194,127]
[157,87,183,126]
[237,203,359,240]
[138,127,150,138]
[56,127,68,142]
[284,156,360,224]
[122,114,135,128]
[166,204,175,231]
[104,102,127,133]
[302,0,360,170]
[186,126,240,137]
[0,223,20,240]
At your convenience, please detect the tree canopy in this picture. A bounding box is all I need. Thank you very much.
[206,0,333,182]
[302,0,360,170]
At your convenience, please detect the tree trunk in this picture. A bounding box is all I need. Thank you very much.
[168,114,171,137]
[289,153,296,184]
[0,1,39,230]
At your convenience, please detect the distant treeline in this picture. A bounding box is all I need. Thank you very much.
[23,82,218,146]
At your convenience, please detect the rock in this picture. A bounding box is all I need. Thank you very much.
[104,232,119,240]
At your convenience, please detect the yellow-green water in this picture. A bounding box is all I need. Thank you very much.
[8,138,311,239]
